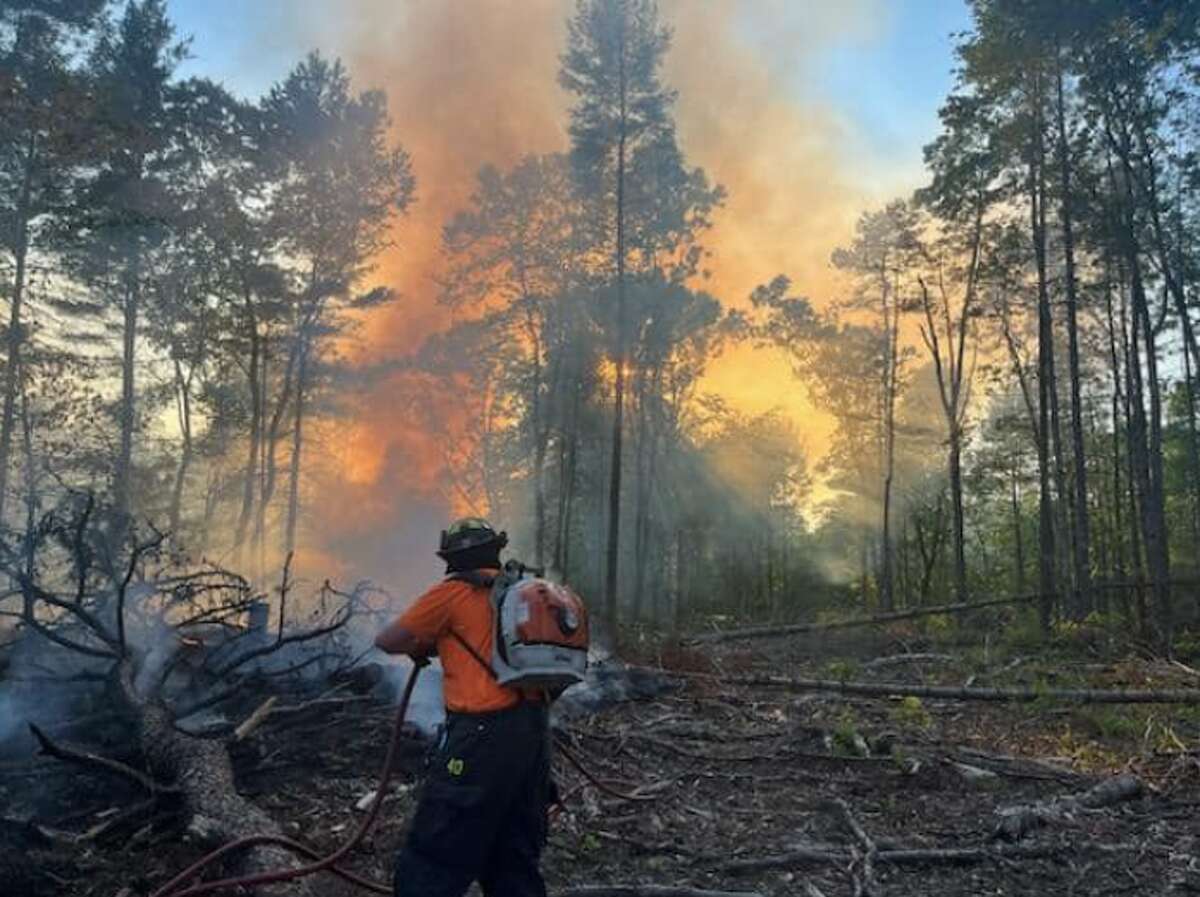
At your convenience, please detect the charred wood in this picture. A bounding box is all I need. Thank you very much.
[992,774,1143,841]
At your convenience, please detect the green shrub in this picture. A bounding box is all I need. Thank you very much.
[891,695,933,731]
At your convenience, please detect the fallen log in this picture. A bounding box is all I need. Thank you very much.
[993,774,1143,841]
[718,841,1135,874]
[644,667,1200,705]
[686,594,1040,644]
[560,888,764,897]
[863,653,957,671]
[117,661,318,897]
[689,580,1200,645]
[950,747,1085,783]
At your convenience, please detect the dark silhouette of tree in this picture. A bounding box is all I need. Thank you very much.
[559,0,721,643]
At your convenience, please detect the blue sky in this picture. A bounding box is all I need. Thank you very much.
[815,1,971,180]
[165,0,972,188]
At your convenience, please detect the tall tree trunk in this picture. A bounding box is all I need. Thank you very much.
[1049,354,1073,601]
[0,135,36,527]
[263,324,301,507]
[168,357,194,538]
[948,429,966,600]
[1118,272,1148,633]
[1055,53,1093,618]
[1103,282,1127,613]
[1107,110,1173,649]
[200,469,219,559]
[1124,248,1166,645]
[284,337,310,558]
[860,531,870,609]
[233,307,262,570]
[533,401,548,570]
[671,526,685,635]
[1030,77,1057,634]
[632,366,651,621]
[603,27,629,649]
[115,277,139,518]
[1011,462,1026,595]
[1187,348,1200,558]
[879,268,900,612]
[253,338,270,582]
[1137,284,1171,646]
[918,208,979,608]
[1132,106,1200,580]
[914,498,945,606]
[557,376,583,580]
[20,369,37,580]
[526,304,549,570]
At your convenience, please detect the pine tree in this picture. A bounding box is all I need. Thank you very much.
[0,0,106,523]
[559,0,718,643]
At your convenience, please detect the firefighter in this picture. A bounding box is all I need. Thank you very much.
[375,517,552,897]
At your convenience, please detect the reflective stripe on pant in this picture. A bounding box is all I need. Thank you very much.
[394,701,550,897]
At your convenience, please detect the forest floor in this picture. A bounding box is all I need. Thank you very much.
[9,618,1200,897]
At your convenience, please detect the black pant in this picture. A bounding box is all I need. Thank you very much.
[394,701,551,897]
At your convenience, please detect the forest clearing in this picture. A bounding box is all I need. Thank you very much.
[4,599,1199,897]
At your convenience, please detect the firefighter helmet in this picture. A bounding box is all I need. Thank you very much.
[437,517,508,560]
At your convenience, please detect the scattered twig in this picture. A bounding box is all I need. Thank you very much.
[233,697,279,741]
[555,738,661,802]
[36,798,159,845]
[833,799,879,896]
[28,723,177,795]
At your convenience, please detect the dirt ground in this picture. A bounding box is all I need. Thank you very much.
[5,624,1200,896]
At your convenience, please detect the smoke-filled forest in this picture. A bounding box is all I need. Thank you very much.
[4,2,1200,896]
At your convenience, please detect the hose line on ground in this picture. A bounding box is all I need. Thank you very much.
[151,664,652,896]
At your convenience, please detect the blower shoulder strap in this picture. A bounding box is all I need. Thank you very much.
[448,628,497,680]
[444,569,500,680]
[443,562,543,683]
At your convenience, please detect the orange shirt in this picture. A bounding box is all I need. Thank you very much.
[395,572,521,713]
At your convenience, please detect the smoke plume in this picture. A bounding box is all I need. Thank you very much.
[272,0,920,591]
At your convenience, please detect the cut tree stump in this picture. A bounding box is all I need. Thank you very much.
[993,774,1144,841]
